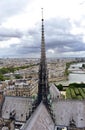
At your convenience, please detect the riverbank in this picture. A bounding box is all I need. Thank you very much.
[49,76,67,82]
[55,62,85,85]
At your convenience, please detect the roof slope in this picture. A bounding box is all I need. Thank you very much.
[52,100,85,127]
[2,96,32,122]
[22,102,55,130]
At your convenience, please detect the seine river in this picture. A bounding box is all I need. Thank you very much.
[68,62,85,83]
[56,62,85,85]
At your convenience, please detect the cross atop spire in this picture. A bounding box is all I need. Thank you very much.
[41,8,43,20]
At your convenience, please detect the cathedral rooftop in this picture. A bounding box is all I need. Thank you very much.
[2,96,33,122]
[21,102,54,130]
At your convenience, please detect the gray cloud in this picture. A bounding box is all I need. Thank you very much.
[44,18,84,55]
[0,28,23,40]
[0,0,30,24]
[0,14,85,57]
[0,0,85,57]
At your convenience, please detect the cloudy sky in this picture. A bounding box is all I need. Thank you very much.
[0,0,85,58]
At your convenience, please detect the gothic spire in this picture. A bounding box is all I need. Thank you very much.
[41,8,46,63]
[38,8,49,104]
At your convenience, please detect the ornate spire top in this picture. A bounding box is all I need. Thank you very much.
[41,8,46,62]
[41,8,44,20]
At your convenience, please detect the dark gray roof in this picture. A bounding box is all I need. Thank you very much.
[2,96,33,122]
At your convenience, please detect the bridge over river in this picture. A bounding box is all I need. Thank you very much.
[70,70,85,74]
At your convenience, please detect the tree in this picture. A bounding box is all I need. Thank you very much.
[57,84,63,91]
[14,74,23,79]
[0,74,5,81]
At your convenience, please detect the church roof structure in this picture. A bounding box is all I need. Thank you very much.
[21,102,54,130]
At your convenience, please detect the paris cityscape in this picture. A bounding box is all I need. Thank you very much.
[0,57,85,130]
[1,0,85,130]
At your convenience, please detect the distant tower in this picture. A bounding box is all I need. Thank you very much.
[38,8,49,104]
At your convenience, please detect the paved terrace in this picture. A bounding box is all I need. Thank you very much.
[2,96,33,122]
[21,102,55,130]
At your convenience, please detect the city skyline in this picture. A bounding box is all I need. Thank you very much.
[0,0,85,58]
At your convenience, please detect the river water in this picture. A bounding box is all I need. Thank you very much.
[56,62,85,85]
[68,62,85,83]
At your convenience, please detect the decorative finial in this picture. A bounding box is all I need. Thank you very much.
[41,8,43,20]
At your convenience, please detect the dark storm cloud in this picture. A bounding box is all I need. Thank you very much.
[45,36,85,54]
[46,33,82,48]
[45,39,84,54]
[55,41,85,53]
